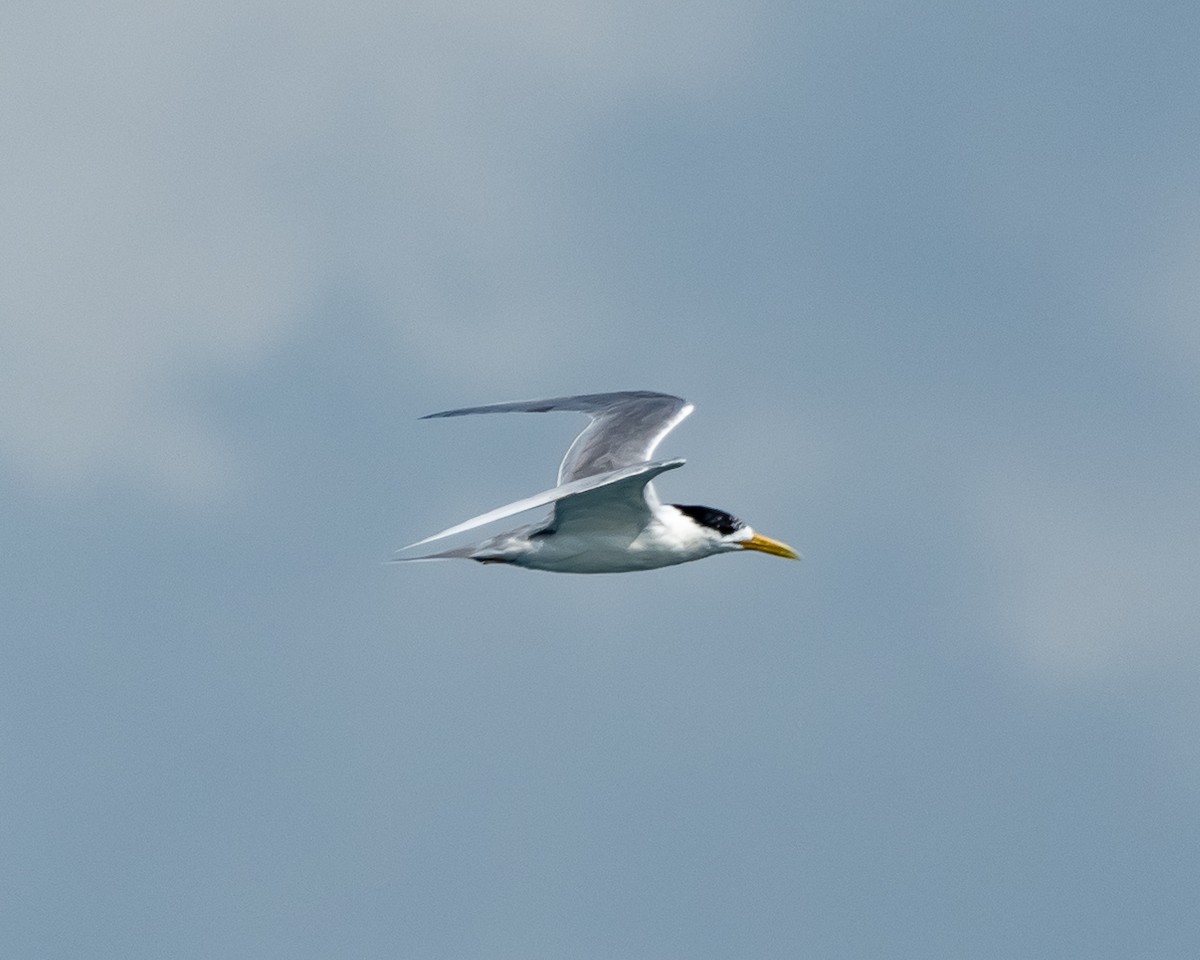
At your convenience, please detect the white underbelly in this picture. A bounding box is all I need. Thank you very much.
[515,531,697,573]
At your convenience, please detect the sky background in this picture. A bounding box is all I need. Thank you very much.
[4,1,1200,957]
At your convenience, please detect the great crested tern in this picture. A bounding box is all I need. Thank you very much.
[395,391,800,574]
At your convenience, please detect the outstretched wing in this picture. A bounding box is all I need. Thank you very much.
[398,458,685,552]
[420,391,693,483]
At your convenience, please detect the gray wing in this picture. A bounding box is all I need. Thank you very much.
[420,390,694,483]
[398,458,685,551]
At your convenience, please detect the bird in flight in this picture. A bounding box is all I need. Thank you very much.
[394,391,800,574]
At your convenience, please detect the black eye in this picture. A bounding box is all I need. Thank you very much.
[671,504,744,536]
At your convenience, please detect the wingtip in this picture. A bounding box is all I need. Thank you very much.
[395,536,436,552]
[417,406,463,420]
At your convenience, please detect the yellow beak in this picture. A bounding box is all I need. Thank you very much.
[740,532,801,560]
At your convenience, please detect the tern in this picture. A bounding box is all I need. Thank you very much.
[395,391,800,573]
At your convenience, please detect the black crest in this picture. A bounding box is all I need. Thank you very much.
[671,504,745,536]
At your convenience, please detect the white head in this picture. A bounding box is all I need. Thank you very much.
[669,504,801,560]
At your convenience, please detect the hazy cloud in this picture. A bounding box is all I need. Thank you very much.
[1,0,760,497]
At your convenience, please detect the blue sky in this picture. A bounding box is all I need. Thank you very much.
[4,1,1200,957]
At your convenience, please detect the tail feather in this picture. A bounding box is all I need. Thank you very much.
[388,543,481,563]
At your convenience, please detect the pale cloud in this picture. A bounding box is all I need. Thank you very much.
[982,464,1200,789]
[1144,215,1200,384]
[981,468,1200,686]
[0,0,760,499]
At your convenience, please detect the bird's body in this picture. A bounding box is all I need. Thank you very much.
[396,391,799,574]
[464,502,731,573]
